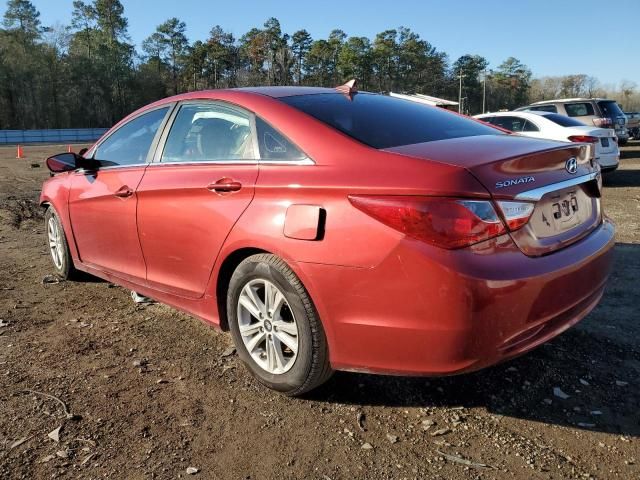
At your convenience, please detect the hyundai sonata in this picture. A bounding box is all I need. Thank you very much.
[40,85,614,395]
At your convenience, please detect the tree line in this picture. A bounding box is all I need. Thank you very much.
[0,0,637,130]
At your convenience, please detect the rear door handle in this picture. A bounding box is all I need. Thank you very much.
[207,178,242,193]
[115,185,134,198]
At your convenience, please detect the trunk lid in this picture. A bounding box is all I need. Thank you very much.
[386,134,603,256]
[565,126,617,155]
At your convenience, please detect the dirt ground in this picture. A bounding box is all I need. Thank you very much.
[0,142,638,480]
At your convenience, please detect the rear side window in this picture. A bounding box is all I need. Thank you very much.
[564,103,595,117]
[542,113,586,127]
[522,120,539,132]
[95,107,169,166]
[529,105,558,113]
[255,117,308,161]
[280,93,499,149]
[161,103,255,162]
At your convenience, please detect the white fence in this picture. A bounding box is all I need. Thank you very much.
[0,128,109,145]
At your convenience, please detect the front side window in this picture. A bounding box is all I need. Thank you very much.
[94,107,169,166]
[280,93,500,149]
[564,103,595,117]
[255,117,308,161]
[161,103,255,162]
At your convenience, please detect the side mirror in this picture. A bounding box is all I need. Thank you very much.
[45,152,99,173]
[46,152,80,173]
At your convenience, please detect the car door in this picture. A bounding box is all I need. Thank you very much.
[136,101,259,298]
[68,106,172,283]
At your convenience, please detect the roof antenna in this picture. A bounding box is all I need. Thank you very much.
[335,79,358,99]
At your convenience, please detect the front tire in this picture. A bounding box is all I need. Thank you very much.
[45,207,78,280]
[227,254,332,395]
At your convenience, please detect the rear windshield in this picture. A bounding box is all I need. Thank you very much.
[598,100,624,117]
[280,93,500,149]
[541,113,586,127]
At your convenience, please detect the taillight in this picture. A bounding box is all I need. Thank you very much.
[348,195,511,249]
[495,201,535,231]
[568,135,599,143]
[592,117,612,128]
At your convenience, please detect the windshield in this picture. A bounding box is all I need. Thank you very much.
[541,113,586,127]
[280,93,500,149]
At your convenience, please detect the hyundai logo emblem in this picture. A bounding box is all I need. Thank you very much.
[565,157,578,174]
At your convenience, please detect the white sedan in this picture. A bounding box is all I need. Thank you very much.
[475,111,619,172]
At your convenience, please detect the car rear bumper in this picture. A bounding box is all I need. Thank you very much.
[298,218,615,376]
[597,152,619,170]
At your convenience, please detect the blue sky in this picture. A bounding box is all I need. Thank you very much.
[3,0,637,85]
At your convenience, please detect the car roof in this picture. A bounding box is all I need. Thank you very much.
[530,97,611,105]
[133,87,347,119]
[477,110,553,118]
[142,87,355,111]
[233,86,339,98]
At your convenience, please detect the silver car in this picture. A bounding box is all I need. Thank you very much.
[516,98,629,145]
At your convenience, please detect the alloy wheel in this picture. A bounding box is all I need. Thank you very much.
[47,217,64,270]
[236,279,299,374]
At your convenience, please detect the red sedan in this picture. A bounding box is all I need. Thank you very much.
[41,86,614,395]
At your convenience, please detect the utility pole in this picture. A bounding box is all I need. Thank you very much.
[482,68,487,114]
[458,69,465,114]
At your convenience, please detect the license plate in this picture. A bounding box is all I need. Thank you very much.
[548,192,580,230]
[529,187,594,237]
[600,137,609,147]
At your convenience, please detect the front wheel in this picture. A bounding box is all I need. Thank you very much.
[227,254,332,395]
[45,207,78,280]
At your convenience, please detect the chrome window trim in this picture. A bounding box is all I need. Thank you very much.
[93,163,149,171]
[145,158,315,168]
[73,163,149,174]
[514,172,599,201]
[260,158,315,166]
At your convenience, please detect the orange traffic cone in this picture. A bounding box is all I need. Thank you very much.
[16,145,23,159]
[67,145,72,153]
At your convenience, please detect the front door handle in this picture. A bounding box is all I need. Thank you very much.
[115,185,134,198]
[207,178,242,193]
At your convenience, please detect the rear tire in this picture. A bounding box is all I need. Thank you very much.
[45,207,78,280]
[227,254,332,395]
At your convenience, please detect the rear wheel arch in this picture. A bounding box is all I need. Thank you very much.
[216,247,270,330]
